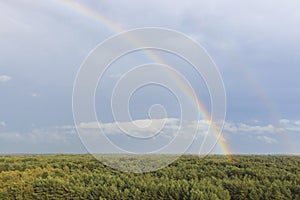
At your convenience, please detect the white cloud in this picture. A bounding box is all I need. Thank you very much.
[79,118,180,138]
[76,118,218,154]
[257,136,277,144]
[285,127,300,132]
[0,118,299,154]
[223,123,275,134]
[278,119,300,132]
[31,92,40,98]
[78,118,300,140]
[1,118,299,145]
[223,119,300,134]
[0,121,6,127]
[78,118,213,139]
[279,119,290,124]
[223,122,238,132]
[0,132,22,140]
[0,126,84,154]
[240,124,275,133]
[0,126,76,144]
[0,75,12,82]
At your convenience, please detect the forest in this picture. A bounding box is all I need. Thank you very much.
[0,154,299,199]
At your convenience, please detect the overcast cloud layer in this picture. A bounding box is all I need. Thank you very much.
[0,0,299,154]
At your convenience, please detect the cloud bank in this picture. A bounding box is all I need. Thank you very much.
[0,118,299,154]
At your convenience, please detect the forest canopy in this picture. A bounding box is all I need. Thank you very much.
[0,155,299,200]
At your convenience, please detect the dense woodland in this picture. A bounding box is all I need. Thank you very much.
[0,154,299,199]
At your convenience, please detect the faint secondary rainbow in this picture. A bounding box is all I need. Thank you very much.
[54,0,232,157]
[223,51,297,154]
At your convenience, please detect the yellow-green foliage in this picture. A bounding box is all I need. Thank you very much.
[0,155,299,200]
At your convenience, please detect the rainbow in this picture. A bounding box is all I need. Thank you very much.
[54,0,232,157]
[143,53,231,158]
[223,52,296,154]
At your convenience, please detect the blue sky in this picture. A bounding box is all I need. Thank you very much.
[0,0,299,154]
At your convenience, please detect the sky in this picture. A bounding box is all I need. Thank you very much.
[0,0,299,155]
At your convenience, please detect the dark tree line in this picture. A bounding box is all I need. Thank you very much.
[0,155,299,199]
